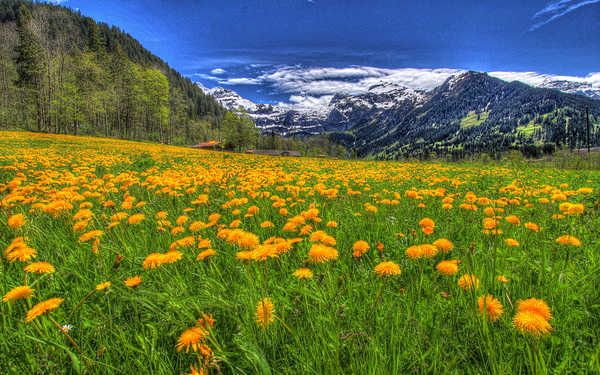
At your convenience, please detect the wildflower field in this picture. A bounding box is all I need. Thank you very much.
[1,131,599,374]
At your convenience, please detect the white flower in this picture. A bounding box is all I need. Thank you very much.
[60,324,73,333]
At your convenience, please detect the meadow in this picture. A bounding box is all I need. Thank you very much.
[1,131,599,375]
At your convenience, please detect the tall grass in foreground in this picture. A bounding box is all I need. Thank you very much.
[0,131,599,374]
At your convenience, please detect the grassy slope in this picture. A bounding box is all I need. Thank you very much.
[1,131,599,374]
[460,111,490,130]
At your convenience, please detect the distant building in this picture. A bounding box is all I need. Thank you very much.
[246,149,302,157]
[190,141,221,150]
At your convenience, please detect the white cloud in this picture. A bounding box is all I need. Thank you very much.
[530,0,600,31]
[219,77,261,85]
[247,66,462,96]
[278,95,333,115]
[211,68,226,75]
[192,73,220,80]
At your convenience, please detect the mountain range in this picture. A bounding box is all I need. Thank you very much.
[199,71,600,158]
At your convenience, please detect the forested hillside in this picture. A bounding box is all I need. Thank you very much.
[345,72,600,159]
[0,0,226,144]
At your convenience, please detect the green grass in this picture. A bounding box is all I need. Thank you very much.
[517,120,542,137]
[460,111,490,130]
[1,131,599,374]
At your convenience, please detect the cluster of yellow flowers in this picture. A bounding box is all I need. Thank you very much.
[1,131,595,373]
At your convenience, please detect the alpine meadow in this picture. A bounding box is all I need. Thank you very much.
[2,0,600,374]
[1,131,599,374]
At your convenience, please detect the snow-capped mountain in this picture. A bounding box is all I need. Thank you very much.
[199,82,428,135]
[488,72,600,100]
[199,70,600,137]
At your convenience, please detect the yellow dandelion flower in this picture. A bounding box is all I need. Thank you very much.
[124,275,142,287]
[556,235,581,246]
[517,298,552,321]
[505,215,521,225]
[196,249,216,261]
[293,268,314,279]
[142,253,165,269]
[96,281,111,290]
[128,214,145,225]
[353,240,370,254]
[308,244,338,263]
[255,298,275,328]
[261,221,274,228]
[78,230,104,243]
[458,274,480,291]
[176,327,208,353]
[3,285,34,302]
[524,222,539,232]
[478,295,504,322]
[24,262,55,274]
[6,246,36,263]
[8,214,26,230]
[497,275,510,283]
[432,238,454,253]
[418,217,435,228]
[513,311,552,336]
[421,244,439,258]
[25,298,63,322]
[374,261,401,277]
[406,245,423,259]
[436,260,459,275]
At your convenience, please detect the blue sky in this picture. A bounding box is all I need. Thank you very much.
[51,0,600,104]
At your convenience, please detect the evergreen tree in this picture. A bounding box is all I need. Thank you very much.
[14,4,43,129]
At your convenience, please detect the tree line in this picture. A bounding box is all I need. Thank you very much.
[0,0,225,144]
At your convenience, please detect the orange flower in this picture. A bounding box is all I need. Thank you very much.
[78,230,104,243]
[326,220,338,228]
[436,260,459,275]
[505,238,520,247]
[24,262,55,274]
[128,213,145,225]
[517,298,552,320]
[421,244,439,258]
[505,215,521,225]
[308,244,338,263]
[405,245,423,259]
[418,218,435,228]
[483,218,498,229]
[25,298,63,322]
[478,295,504,322]
[293,268,314,279]
[96,281,111,290]
[255,297,275,328]
[556,235,581,246]
[196,249,216,261]
[374,261,401,277]
[432,238,453,253]
[124,275,142,287]
[513,311,552,336]
[352,240,370,255]
[497,275,510,283]
[176,327,208,353]
[458,274,480,291]
[3,285,34,302]
[7,214,26,230]
[6,246,36,263]
[524,222,539,232]
[261,221,274,228]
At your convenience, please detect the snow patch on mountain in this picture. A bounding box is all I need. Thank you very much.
[489,71,600,99]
